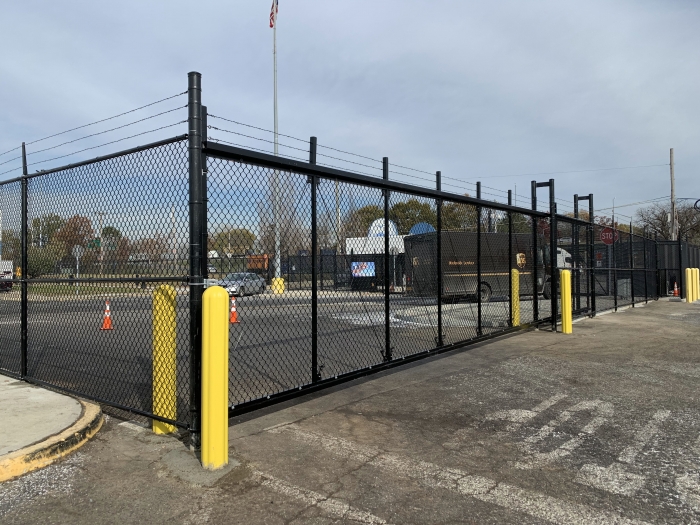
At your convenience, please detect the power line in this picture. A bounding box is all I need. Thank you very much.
[596,196,670,212]
[25,91,187,146]
[457,163,669,181]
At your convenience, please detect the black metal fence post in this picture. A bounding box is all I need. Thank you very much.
[187,71,203,448]
[21,143,28,379]
[589,195,595,316]
[643,227,648,304]
[613,222,618,312]
[630,221,635,307]
[549,180,557,332]
[508,191,513,327]
[436,171,443,346]
[383,157,391,361]
[531,181,539,323]
[476,182,482,337]
[200,107,208,279]
[573,194,580,311]
[309,137,320,382]
[678,235,684,299]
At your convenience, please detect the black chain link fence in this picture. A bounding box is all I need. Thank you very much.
[0,137,191,427]
[0,86,692,428]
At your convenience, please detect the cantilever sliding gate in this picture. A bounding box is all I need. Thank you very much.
[0,71,673,442]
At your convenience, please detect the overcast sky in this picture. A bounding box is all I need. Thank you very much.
[2,0,698,222]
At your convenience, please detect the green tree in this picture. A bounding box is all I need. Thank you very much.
[389,199,436,234]
[343,205,383,238]
[29,214,66,247]
[1,230,21,264]
[442,201,478,231]
[27,240,66,278]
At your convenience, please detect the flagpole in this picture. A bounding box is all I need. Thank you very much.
[272,1,282,286]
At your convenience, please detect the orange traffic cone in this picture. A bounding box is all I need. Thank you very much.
[229,296,239,324]
[673,282,679,297]
[101,300,113,330]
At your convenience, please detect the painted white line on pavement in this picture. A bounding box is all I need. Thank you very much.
[517,400,613,469]
[486,393,567,431]
[270,424,650,525]
[252,471,389,524]
[617,410,670,464]
[575,409,670,496]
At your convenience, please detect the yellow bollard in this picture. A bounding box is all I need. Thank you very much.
[152,285,177,434]
[560,270,572,334]
[511,269,520,327]
[271,277,285,294]
[201,285,229,470]
[685,268,692,303]
[694,268,699,302]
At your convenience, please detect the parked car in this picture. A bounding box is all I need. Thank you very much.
[218,272,266,296]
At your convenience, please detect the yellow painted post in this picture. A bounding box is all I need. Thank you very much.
[560,270,572,334]
[152,285,177,434]
[685,268,692,303]
[511,269,520,327]
[202,285,229,470]
[271,277,285,294]
[694,268,699,302]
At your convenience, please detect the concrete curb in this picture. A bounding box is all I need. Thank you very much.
[0,399,103,482]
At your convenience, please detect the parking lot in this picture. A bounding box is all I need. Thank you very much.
[0,287,554,417]
[2,298,698,524]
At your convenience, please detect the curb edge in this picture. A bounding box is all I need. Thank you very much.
[0,399,103,482]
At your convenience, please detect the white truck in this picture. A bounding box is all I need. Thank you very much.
[0,260,13,291]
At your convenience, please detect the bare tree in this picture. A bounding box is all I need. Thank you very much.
[636,201,700,242]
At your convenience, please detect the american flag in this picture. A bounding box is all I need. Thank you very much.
[269,0,278,28]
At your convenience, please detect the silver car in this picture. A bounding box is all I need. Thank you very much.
[218,272,266,296]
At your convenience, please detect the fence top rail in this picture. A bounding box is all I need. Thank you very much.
[204,141,549,218]
[0,134,188,186]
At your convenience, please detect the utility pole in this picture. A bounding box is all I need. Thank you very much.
[670,147,677,241]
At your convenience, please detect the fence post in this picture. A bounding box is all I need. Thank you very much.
[508,191,513,327]
[309,137,320,382]
[152,285,177,434]
[573,194,579,312]
[678,236,684,299]
[201,106,209,280]
[201,286,229,470]
[588,195,595,316]
[476,182,482,337]
[383,157,391,360]
[643,228,648,304]
[20,143,28,379]
[630,221,635,307]
[436,171,443,346]
[187,71,204,449]
[613,222,618,311]
[549,180,557,332]
[531,181,539,323]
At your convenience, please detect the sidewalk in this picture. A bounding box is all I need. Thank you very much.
[0,376,102,482]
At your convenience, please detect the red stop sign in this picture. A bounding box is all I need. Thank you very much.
[600,227,619,245]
